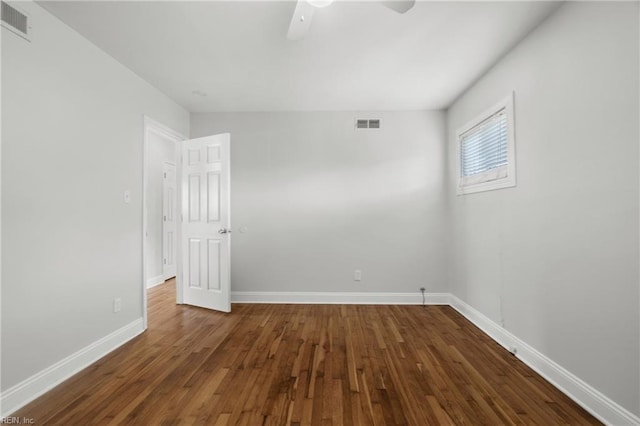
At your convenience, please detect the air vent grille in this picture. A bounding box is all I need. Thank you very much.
[355,118,382,130]
[1,1,29,41]
[356,119,369,129]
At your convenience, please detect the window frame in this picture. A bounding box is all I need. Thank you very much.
[456,93,516,195]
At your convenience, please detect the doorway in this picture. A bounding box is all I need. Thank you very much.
[143,119,232,328]
[143,117,184,328]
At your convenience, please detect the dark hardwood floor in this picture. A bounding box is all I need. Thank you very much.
[14,279,600,425]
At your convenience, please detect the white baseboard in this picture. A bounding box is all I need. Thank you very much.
[146,274,165,288]
[2,292,637,425]
[231,291,451,305]
[449,295,640,426]
[0,318,145,417]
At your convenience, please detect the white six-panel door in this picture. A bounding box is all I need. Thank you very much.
[181,134,231,312]
[162,162,177,280]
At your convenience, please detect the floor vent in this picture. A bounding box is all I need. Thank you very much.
[355,118,382,130]
[1,1,29,41]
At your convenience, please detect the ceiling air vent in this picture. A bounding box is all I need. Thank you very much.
[1,1,29,41]
[355,118,382,130]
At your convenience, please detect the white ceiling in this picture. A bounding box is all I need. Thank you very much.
[40,1,562,112]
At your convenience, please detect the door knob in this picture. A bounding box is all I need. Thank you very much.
[218,228,232,234]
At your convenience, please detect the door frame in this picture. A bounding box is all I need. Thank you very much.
[162,161,177,281]
[142,116,185,329]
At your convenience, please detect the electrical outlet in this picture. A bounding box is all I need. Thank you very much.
[354,270,362,281]
[420,287,425,292]
[113,298,122,313]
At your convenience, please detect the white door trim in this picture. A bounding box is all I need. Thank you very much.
[162,161,177,280]
[142,116,184,329]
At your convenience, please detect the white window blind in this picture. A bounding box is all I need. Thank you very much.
[456,93,515,194]
[460,108,507,186]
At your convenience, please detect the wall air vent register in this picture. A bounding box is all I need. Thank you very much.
[1,1,30,41]
[355,119,381,130]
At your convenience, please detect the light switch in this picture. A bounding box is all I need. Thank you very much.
[124,190,131,204]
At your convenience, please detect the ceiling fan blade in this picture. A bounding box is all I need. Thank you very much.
[381,0,416,14]
[287,0,316,40]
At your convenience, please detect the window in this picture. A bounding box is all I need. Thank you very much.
[456,93,516,195]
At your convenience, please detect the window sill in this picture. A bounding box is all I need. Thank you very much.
[456,176,516,195]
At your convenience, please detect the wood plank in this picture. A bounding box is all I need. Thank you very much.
[12,280,602,425]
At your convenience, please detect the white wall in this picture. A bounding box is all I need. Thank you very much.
[145,130,176,285]
[191,111,447,294]
[3,0,638,421]
[447,1,639,416]
[1,2,189,391]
